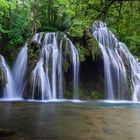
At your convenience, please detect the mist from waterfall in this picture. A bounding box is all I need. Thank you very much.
[92,21,140,101]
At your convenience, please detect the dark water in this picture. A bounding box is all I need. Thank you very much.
[0,101,140,140]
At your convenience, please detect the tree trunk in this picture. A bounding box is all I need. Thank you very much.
[1,33,9,48]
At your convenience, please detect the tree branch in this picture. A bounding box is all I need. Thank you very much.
[93,0,116,21]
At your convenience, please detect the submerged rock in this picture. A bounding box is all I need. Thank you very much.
[0,128,16,137]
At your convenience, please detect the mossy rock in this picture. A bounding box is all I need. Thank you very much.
[0,128,16,137]
[65,92,73,99]
[0,67,7,97]
[90,91,104,99]
[84,29,101,59]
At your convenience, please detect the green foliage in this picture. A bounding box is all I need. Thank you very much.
[76,43,88,62]
[78,86,104,100]
[106,1,140,58]
[0,0,32,46]
[9,7,32,45]
[0,0,140,63]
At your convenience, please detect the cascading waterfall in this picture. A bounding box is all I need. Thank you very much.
[31,32,79,100]
[93,21,127,100]
[66,38,79,99]
[1,21,139,102]
[12,43,28,97]
[0,32,79,101]
[0,55,16,98]
[92,21,140,101]
[118,42,140,101]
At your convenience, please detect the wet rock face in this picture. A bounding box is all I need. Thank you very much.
[78,55,104,99]
[0,69,4,97]
[83,28,101,59]
[0,63,7,97]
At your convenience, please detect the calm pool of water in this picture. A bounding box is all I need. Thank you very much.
[0,100,140,140]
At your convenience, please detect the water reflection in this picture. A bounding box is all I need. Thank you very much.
[0,102,140,140]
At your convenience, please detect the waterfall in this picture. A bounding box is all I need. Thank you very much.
[0,55,16,98]
[12,43,28,97]
[66,38,79,99]
[118,42,140,101]
[92,21,127,100]
[92,21,140,101]
[31,32,79,100]
[0,23,140,101]
[0,32,79,101]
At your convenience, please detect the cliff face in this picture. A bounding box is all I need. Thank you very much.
[63,55,104,100]
[78,56,104,99]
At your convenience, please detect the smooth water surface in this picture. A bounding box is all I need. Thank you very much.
[0,101,140,140]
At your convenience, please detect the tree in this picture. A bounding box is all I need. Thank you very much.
[0,0,139,62]
[0,0,32,47]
